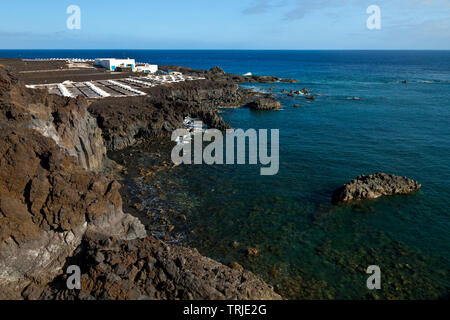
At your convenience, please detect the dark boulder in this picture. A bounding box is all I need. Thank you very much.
[245,97,282,110]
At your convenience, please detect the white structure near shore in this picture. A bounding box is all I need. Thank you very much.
[94,58,158,73]
[135,63,158,73]
[94,58,136,71]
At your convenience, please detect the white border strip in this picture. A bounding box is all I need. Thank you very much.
[57,83,74,97]
[85,81,111,97]
[126,78,154,87]
[107,80,146,96]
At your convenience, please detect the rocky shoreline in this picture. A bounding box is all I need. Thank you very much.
[0,60,285,300]
[0,58,425,300]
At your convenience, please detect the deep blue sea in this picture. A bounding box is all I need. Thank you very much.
[2,50,449,299]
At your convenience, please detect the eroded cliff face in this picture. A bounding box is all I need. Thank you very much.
[0,68,146,299]
[0,68,105,171]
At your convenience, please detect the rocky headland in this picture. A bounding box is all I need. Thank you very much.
[0,62,283,300]
[160,65,299,84]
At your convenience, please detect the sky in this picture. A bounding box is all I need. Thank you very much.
[0,0,449,49]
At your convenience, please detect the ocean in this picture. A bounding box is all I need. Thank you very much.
[2,50,449,299]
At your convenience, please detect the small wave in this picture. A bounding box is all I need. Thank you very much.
[389,79,450,84]
[416,79,450,84]
[240,85,267,93]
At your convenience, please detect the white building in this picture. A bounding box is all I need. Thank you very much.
[135,64,158,73]
[94,58,136,71]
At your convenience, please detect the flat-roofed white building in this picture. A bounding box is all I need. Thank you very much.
[94,58,136,71]
[135,64,158,73]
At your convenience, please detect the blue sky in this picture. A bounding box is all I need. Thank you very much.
[0,0,449,49]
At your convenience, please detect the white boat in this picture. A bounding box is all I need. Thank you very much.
[175,134,191,144]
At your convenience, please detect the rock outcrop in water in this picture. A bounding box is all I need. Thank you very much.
[332,173,421,203]
[245,96,282,110]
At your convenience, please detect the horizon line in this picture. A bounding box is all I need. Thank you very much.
[1,48,450,51]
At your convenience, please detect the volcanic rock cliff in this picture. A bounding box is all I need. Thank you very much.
[0,68,105,171]
[88,80,242,151]
[0,68,146,299]
[0,67,281,300]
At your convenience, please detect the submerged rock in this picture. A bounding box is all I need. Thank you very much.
[332,173,421,204]
[247,247,260,257]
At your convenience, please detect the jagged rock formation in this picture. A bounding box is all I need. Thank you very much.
[38,237,281,300]
[245,97,282,110]
[332,173,421,203]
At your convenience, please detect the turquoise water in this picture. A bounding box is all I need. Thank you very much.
[160,51,450,299]
[2,50,449,299]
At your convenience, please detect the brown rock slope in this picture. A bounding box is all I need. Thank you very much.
[0,68,145,299]
[39,237,281,300]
